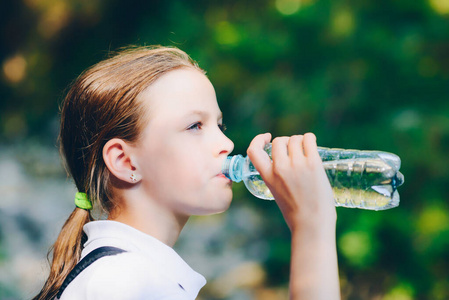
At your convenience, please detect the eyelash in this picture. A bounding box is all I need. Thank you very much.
[187,122,202,131]
[187,122,227,132]
[219,123,227,132]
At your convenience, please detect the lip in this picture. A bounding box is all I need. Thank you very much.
[216,173,231,181]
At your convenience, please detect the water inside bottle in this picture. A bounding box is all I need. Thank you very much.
[324,158,402,210]
[244,172,274,199]
[243,158,403,211]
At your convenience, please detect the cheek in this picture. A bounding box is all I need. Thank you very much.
[173,153,209,191]
[142,148,207,193]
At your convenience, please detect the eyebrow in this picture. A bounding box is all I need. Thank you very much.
[186,110,223,119]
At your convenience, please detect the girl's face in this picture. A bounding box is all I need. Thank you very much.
[133,68,234,217]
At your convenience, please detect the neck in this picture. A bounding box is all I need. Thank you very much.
[108,193,189,247]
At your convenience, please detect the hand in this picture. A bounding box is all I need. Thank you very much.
[247,133,336,232]
[248,133,341,299]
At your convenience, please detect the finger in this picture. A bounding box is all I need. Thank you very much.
[287,135,304,162]
[247,133,272,177]
[303,132,320,160]
[271,136,290,166]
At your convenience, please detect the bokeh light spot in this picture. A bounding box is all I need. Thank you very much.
[383,283,415,300]
[331,8,355,37]
[338,231,373,267]
[275,0,302,15]
[392,109,422,131]
[38,1,71,38]
[2,55,27,84]
[429,0,449,15]
[416,204,449,235]
[215,21,241,46]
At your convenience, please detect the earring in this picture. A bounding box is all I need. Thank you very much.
[130,173,138,182]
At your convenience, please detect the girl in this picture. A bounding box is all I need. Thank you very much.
[33,46,340,300]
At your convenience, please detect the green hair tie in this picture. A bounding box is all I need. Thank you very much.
[75,192,93,210]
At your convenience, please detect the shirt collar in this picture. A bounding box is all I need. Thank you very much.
[82,220,206,297]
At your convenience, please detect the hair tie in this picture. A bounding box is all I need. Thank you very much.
[75,192,93,210]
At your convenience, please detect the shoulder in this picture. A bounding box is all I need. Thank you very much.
[87,252,161,286]
[64,252,188,300]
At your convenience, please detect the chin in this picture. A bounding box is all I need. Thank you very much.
[213,199,232,214]
[195,192,233,216]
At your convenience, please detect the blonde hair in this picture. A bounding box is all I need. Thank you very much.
[33,46,204,300]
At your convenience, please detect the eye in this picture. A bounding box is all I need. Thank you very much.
[218,123,227,133]
[187,122,203,131]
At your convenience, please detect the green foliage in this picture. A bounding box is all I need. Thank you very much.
[1,0,449,298]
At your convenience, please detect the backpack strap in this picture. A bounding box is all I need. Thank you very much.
[56,246,126,299]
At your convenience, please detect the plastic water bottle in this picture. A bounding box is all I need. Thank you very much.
[222,144,404,211]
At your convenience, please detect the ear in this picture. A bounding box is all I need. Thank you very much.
[103,138,141,183]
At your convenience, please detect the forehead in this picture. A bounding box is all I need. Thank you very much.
[138,68,221,120]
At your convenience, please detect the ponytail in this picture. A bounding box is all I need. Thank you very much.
[33,208,91,300]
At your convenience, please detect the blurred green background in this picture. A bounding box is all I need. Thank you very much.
[1,0,449,299]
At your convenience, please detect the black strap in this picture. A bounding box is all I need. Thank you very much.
[56,246,126,299]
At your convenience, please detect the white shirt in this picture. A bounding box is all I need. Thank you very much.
[60,220,206,300]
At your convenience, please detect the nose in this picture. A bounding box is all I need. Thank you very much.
[217,130,234,157]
